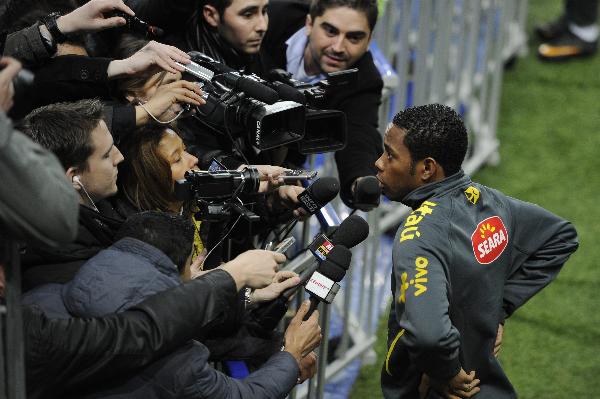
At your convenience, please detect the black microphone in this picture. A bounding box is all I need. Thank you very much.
[353,176,381,211]
[220,72,279,105]
[281,214,369,299]
[297,177,340,214]
[251,215,368,329]
[109,11,164,37]
[270,81,306,105]
[186,51,279,104]
[303,245,351,320]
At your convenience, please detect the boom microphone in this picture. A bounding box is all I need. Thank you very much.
[297,177,340,214]
[221,72,279,105]
[187,52,279,105]
[270,81,307,105]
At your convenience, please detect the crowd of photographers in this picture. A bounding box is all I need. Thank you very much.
[0,0,383,397]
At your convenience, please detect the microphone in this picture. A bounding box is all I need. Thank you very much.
[297,177,340,215]
[270,81,306,105]
[352,176,381,211]
[220,72,279,105]
[251,215,368,329]
[109,12,164,37]
[281,214,369,299]
[188,53,279,105]
[303,246,351,320]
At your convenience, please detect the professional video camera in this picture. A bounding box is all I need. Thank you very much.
[266,68,358,154]
[178,52,306,153]
[174,166,262,222]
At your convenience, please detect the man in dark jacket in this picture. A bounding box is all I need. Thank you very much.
[125,0,384,207]
[19,99,125,290]
[0,57,315,399]
[376,104,579,398]
[24,211,319,398]
[259,0,383,207]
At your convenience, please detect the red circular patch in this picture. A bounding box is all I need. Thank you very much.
[471,216,508,264]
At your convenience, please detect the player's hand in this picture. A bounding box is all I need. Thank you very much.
[494,323,504,357]
[430,369,480,398]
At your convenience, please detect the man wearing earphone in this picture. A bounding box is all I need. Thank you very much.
[19,98,126,292]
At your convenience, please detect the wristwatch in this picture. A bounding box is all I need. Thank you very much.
[41,12,69,43]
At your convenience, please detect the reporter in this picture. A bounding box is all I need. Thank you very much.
[24,211,315,398]
[110,35,204,125]
[115,124,308,260]
[20,99,125,290]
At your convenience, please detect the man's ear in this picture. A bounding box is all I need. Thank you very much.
[421,157,440,182]
[305,14,313,35]
[66,167,81,190]
[203,5,221,28]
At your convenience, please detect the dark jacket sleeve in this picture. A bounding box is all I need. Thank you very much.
[194,350,299,399]
[502,198,579,320]
[3,22,52,68]
[392,219,462,381]
[103,103,137,144]
[0,112,78,246]
[25,270,238,398]
[9,55,114,119]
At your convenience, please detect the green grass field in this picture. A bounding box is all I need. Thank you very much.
[351,0,600,397]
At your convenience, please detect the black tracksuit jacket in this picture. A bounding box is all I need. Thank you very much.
[382,171,579,398]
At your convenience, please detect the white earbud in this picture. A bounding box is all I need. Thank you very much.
[72,175,100,213]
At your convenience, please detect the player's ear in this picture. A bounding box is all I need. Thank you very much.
[421,157,439,181]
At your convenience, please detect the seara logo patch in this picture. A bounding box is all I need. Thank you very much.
[471,216,508,264]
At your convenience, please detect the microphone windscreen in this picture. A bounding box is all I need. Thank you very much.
[318,260,346,282]
[331,214,369,248]
[309,177,340,204]
[235,76,279,104]
[272,81,306,104]
[325,245,352,270]
[355,176,381,202]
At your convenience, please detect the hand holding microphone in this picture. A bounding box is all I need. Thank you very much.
[297,177,340,215]
[270,176,339,220]
[283,300,322,365]
[303,245,352,320]
[252,214,369,330]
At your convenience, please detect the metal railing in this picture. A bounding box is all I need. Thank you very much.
[289,1,528,398]
[0,2,528,398]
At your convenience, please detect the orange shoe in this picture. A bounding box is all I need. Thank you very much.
[538,30,597,62]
